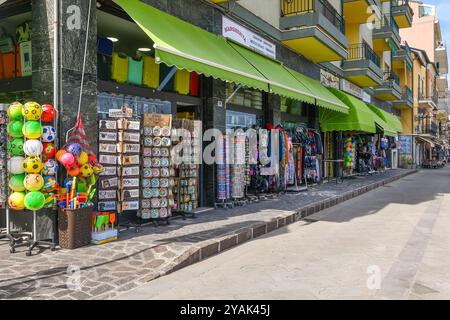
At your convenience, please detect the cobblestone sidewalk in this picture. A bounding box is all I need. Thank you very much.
[0,169,416,300]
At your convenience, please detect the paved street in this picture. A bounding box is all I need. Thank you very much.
[118,166,450,300]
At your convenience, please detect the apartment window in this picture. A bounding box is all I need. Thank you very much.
[419,5,434,18]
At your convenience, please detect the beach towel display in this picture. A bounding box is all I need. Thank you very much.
[97,37,113,56]
[98,54,112,81]
[0,50,15,80]
[159,63,175,92]
[111,53,128,84]
[143,56,160,89]
[127,56,143,85]
[174,69,190,95]
[216,134,230,201]
[231,130,246,199]
[140,113,174,223]
[190,72,199,96]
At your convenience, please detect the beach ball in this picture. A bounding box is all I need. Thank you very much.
[76,151,88,166]
[7,121,24,138]
[43,159,58,176]
[7,139,25,156]
[23,140,44,157]
[79,163,93,178]
[8,157,25,174]
[67,166,80,177]
[41,104,56,122]
[43,176,58,192]
[8,192,25,210]
[9,174,26,192]
[24,191,45,211]
[22,121,43,139]
[7,102,24,121]
[60,153,75,167]
[43,143,56,160]
[23,157,44,174]
[24,174,45,192]
[56,149,67,162]
[41,126,56,143]
[92,163,103,175]
[66,143,82,156]
[23,101,42,121]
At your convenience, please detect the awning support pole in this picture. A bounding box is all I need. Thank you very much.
[225,84,242,109]
[157,67,177,91]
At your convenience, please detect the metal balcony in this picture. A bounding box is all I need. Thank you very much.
[342,42,383,87]
[392,86,413,109]
[373,14,401,51]
[373,71,402,101]
[391,0,413,28]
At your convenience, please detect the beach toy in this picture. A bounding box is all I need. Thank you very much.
[43,176,58,192]
[7,121,24,138]
[43,159,59,176]
[56,149,67,161]
[23,139,43,157]
[22,121,43,139]
[88,154,97,163]
[8,157,25,174]
[23,101,42,121]
[76,151,88,166]
[43,143,56,160]
[24,174,44,191]
[9,174,26,192]
[8,192,26,210]
[41,104,56,122]
[7,139,25,156]
[44,193,56,207]
[66,143,82,156]
[41,126,57,142]
[24,191,46,211]
[23,156,44,174]
[60,152,75,167]
[68,166,80,177]
[7,102,24,121]
[79,163,93,178]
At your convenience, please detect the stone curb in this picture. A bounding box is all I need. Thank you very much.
[156,170,417,280]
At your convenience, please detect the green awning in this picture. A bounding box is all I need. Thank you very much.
[228,41,315,105]
[286,68,349,113]
[366,104,402,135]
[320,88,377,133]
[114,0,270,92]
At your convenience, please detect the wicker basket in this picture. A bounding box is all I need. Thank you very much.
[58,207,92,249]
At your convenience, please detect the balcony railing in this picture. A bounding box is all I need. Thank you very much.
[347,43,381,68]
[375,14,399,37]
[280,0,345,33]
[382,71,400,86]
[391,0,409,8]
[403,87,412,100]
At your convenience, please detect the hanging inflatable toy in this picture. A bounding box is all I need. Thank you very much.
[22,121,43,139]
[42,143,56,160]
[8,157,25,175]
[24,174,45,192]
[23,157,44,174]
[43,176,59,193]
[7,102,24,121]
[24,191,46,211]
[41,126,57,143]
[7,121,24,138]
[79,163,94,178]
[43,159,59,176]
[66,143,82,156]
[41,104,56,123]
[7,138,25,156]
[23,139,44,157]
[9,174,26,192]
[22,101,42,121]
[60,152,75,168]
[76,151,88,166]
[8,192,26,210]
[56,149,67,162]
[67,166,80,177]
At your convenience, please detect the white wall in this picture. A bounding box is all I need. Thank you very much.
[359,24,373,46]
[383,50,391,71]
[238,0,280,28]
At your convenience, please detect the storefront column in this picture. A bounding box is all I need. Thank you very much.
[265,93,281,125]
[203,78,227,207]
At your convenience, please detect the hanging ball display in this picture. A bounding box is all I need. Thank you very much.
[42,143,56,160]
[22,121,43,139]
[68,166,80,177]
[7,102,24,121]
[43,176,58,192]
[24,174,45,192]
[8,157,25,175]
[7,121,24,138]
[23,139,44,157]
[24,191,46,211]
[66,143,82,156]
[41,126,57,143]
[23,157,44,174]
[43,159,59,176]
[8,192,26,211]
[56,149,67,162]
[23,101,42,121]
[76,151,88,166]
[92,163,103,175]
[60,152,75,167]
[88,154,97,163]
[9,174,26,192]
[7,139,25,156]
[41,104,56,122]
[79,163,93,178]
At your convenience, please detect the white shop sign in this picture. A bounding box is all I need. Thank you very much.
[340,79,371,103]
[222,16,276,59]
